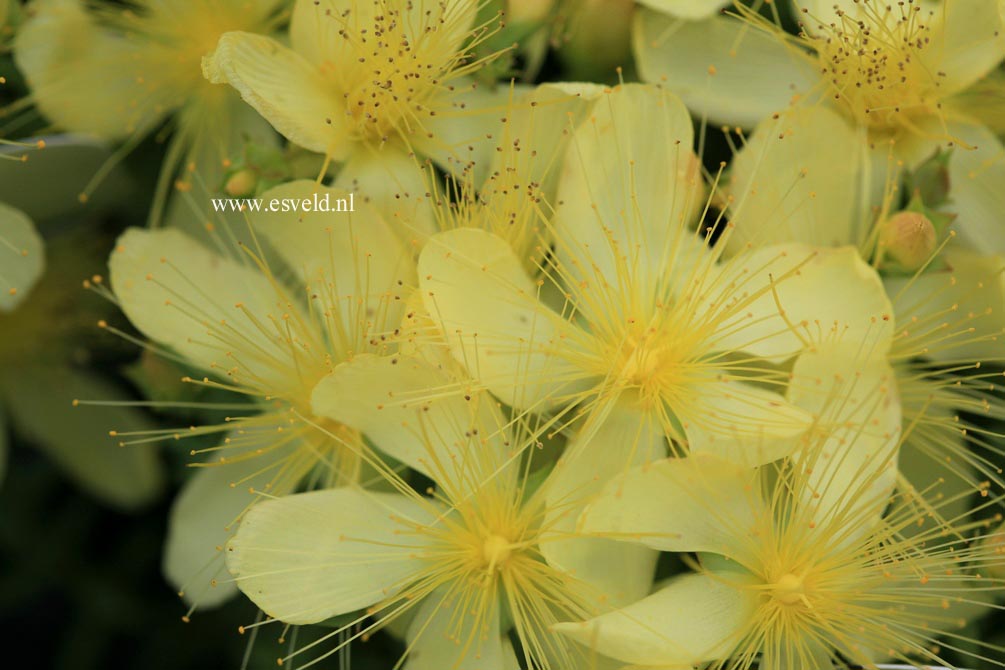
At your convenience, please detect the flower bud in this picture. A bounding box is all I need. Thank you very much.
[879,211,937,272]
[224,168,257,198]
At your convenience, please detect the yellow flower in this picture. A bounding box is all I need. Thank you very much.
[557,429,1004,669]
[203,0,512,209]
[634,0,1005,251]
[104,180,413,608]
[412,83,902,602]
[13,0,285,224]
[227,353,632,670]
[724,106,1005,499]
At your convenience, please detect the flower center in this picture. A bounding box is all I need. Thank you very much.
[612,326,690,403]
[481,534,514,570]
[328,3,474,144]
[815,1,937,130]
[772,572,807,606]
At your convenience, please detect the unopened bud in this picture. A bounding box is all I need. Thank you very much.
[879,211,937,272]
[224,168,257,198]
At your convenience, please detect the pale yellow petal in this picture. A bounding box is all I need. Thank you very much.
[204,32,347,157]
[941,121,1005,253]
[332,145,438,240]
[408,78,518,185]
[579,452,765,566]
[311,353,511,489]
[417,228,591,410]
[249,179,416,311]
[555,83,705,286]
[920,0,1005,95]
[725,107,864,254]
[227,488,434,624]
[683,375,813,467]
[554,572,758,666]
[712,244,894,361]
[108,227,297,389]
[0,203,44,312]
[633,10,819,128]
[163,446,282,609]
[483,82,604,202]
[14,0,169,138]
[403,587,507,670]
[788,344,901,529]
[542,402,664,608]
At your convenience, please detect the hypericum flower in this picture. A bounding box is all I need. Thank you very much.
[99,180,414,609]
[203,0,513,210]
[556,429,1005,669]
[12,0,284,224]
[724,105,1005,492]
[226,353,632,670]
[633,0,1005,250]
[0,202,43,312]
[0,225,162,507]
[413,83,900,599]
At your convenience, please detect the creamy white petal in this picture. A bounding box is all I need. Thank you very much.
[638,0,730,20]
[920,0,1005,96]
[725,106,865,254]
[683,375,812,467]
[712,244,894,361]
[885,247,1005,364]
[204,32,348,157]
[579,452,765,567]
[108,227,302,390]
[542,402,664,608]
[162,443,286,609]
[311,353,514,491]
[403,586,510,670]
[555,83,705,288]
[633,10,819,128]
[332,145,438,239]
[788,344,901,530]
[227,488,435,624]
[249,179,416,313]
[554,571,758,666]
[418,228,592,410]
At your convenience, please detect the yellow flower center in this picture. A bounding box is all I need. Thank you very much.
[481,534,514,570]
[772,572,808,606]
[608,323,696,405]
[815,1,938,131]
[325,1,479,144]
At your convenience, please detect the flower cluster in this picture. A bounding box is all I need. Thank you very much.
[3,0,1005,669]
